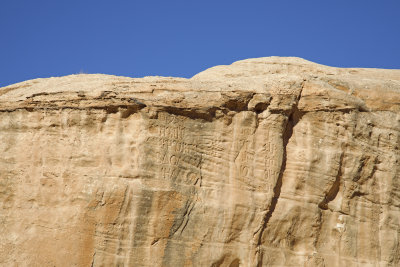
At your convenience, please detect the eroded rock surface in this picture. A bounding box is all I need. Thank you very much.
[1,57,400,266]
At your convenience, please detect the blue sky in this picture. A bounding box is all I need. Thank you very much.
[1,0,399,87]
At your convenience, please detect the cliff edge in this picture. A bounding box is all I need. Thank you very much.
[1,57,400,266]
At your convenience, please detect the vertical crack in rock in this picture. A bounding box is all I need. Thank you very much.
[197,154,204,187]
[179,201,196,235]
[256,85,304,266]
[168,195,197,237]
[318,152,344,210]
[90,252,96,267]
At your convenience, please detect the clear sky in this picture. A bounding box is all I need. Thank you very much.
[1,0,399,87]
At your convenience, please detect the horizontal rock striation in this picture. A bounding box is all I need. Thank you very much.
[1,57,400,266]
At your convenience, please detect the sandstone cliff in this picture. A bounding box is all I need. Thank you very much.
[1,57,400,266]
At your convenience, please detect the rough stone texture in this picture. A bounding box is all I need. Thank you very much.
[1,57,400,266]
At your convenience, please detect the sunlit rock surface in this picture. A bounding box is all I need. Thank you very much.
[1,57,400,266]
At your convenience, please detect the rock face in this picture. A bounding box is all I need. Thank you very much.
[1,57,400,266]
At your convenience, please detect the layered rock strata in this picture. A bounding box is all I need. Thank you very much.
[1,57,400,266]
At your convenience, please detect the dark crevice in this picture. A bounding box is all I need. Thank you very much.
[318,152,344,210]
[105,105,119,114]
[179,202,195,235]
[169,200,194,237]
[352,157,367,182]
[255,83,304,266]
[350,191,367,199]
[161,107,215,122]
[197,154,204,187]
[102,103,147,117]
[222,93,254,112]
[90,252,96,267]
[120,103,146,118]
[255,104,303,265]
[206,107,218,118]
[222,99,248,112]
[151,238,160,246]
[160,102,251,122]
[0,103,147,114]
[254,102,269,114]
[367,157,380,180]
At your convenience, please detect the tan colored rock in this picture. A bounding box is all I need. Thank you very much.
[1,57,400,266]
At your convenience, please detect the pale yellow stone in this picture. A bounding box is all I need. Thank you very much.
[1,57,400,266]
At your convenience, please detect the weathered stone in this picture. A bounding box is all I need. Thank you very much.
[1,57,400,266]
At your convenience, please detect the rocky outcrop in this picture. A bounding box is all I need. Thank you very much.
[1,57,400,266]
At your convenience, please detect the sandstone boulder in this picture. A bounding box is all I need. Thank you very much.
[1,57,400,266]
